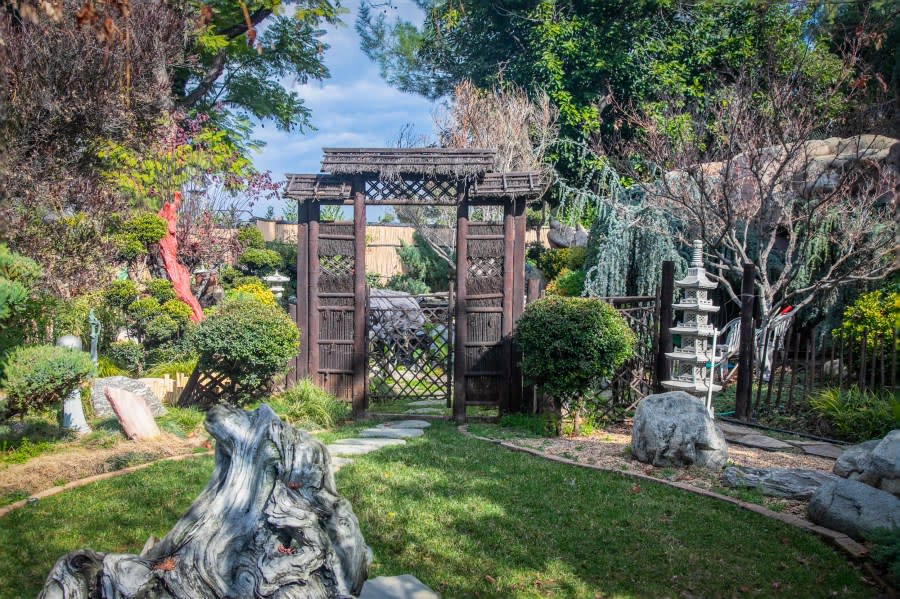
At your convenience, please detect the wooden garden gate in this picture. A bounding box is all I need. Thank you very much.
[283,148,543,421]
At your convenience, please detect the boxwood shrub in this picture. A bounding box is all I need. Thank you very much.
[2,345,93,417]
[514,296,635,434]
[192,300,299,405]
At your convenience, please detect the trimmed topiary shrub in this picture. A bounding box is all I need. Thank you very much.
[225,281,276,306]
[161,299,193,326]
[104,280,140,310]
[238,247,282,274]
[2,345,93,417]
[545,268,586,297]
[192,300,299,404]
[127,297,162,324]
[145,279,178,303]
[106,340,145,375]
[514,296,635,434]
[145,314,179,345]
[237,225,265,249]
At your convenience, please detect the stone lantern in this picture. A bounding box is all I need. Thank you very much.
[56,335,91,434]
[263,270,290,300]
[662,240,721,413]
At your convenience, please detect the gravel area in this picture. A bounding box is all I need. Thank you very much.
[506,421,837,519]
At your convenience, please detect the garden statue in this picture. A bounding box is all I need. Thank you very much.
[38,404,370,599]
[55,335,91,435]
[88,308,100,368]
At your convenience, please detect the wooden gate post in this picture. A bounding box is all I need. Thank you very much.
[296,200,310,379]
[453,194,469,423]
[653,261,675,392]
[352,177,367,417]
[735,263,756,421]
[308,201,321,385]
[509,197,527,413]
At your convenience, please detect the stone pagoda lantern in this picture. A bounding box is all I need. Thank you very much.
[662,240,721,413]
[263,270,290,300]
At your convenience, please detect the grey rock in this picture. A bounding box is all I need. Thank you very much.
[327,443,388,456]
[730,434,793,451]
[833,439,880,481]
[722,466,839,499]
[336,438,407,448]
[378,420,432,429]
[360,575,439,599]
[631,391,728,470]
[90,376,166,418]
[870,430,900,495]
[406,400,445,407]
[807,478,900,540]
[407,408,445,415]
[360,427,424,439]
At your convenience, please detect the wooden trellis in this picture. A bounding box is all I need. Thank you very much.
[283,148,543,420]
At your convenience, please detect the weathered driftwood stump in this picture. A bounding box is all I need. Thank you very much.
[39,404,370,598]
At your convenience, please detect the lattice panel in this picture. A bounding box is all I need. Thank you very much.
[365,178,458,204]
[607,299,658,408]
[367,297,453,403]
[318,255,354,293]
[468,257,503,278]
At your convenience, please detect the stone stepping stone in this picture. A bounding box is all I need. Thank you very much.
[800,443,844,459]
[360,427,424,439]
[336,437,407,448]
[715,421,759,439]
[327,442,394,456]
[731,433,793,451]
[406,399,445,407]
[359,574,439,599]
[377,420,431,429]
[408,408,445,415]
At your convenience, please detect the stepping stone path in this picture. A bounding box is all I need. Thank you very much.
[715,419,845,458]
[406,400,445,407]
[326,420,431,472]
[408,408,445,415]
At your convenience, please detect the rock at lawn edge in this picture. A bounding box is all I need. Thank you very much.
[722,466,839,499]
[833,430,900,496]
[631,391,728,470]
[807,478,900,541]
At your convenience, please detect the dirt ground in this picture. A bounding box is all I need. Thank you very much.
[0,433,208,500]
[507,421,837,519]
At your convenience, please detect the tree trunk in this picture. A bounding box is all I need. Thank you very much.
[39,404,370,598]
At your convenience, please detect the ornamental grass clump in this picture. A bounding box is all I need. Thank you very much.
[192,300,299,405]
[514,296,635,435]
[1,345,93,418]
[267,378,349,429]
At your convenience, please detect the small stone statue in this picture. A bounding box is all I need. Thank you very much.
[55,335,91,435]
[88,309,101,368]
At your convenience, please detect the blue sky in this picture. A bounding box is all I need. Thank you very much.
[251,1,436,220]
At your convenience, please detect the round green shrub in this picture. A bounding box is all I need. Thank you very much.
[192,300,299,404]
[537,247,587,280]
[127,297,162,323]
[106,340,145,374]
[104,280,140,310]
[145,279,178,303]
[112,233,148,261]
[238,247,282,274]
[161,299,193,326]
[2,345,93,417]
[0,243,41,286]
[145,314,179,345]
[514,296,635,433]
[546,268,586,297]
[121,213,167,245]
[237,225,265,249]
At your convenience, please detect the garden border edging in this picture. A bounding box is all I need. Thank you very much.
[0,450,213,519]
[457,425,868,559]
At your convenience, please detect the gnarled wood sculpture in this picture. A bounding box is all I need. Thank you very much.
[158,191,204,323]
[39,405,370,598]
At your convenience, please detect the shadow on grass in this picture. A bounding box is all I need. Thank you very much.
[338,423,870,598]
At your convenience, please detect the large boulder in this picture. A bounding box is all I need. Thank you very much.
[631,391,728,470]
[722,466,839,499]
[832,431,900,496]
[90,376,167,419]
[807,478,900,541]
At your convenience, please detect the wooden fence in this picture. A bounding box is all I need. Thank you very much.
[746,325,899,416]
[140,373,190,406]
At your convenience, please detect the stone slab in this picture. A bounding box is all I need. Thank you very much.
[327,443,385,456]
[104,387,161,440]
[730,434,793,451]
[331,457,352,472]
[360,427,424,439]
[715,421,760,437]
[90,376,167,418]
[405,400,445,407]
[377,420,432,429]
[359,575,439,599]
[723,466,840,499]
[407,408,445,415]
[801,443,844,459]
[335,437,407,448]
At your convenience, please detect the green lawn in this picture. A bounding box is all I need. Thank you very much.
[0,422,872,598]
